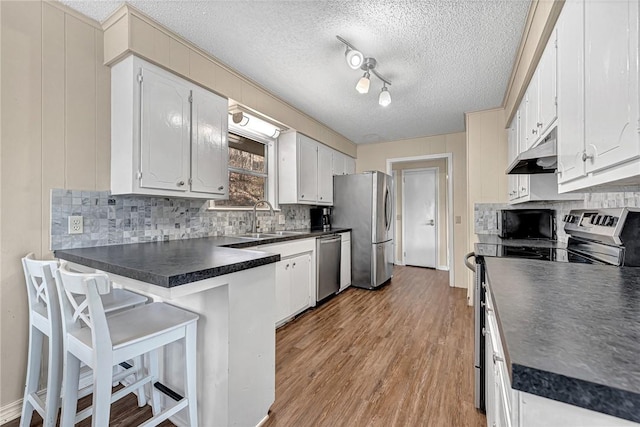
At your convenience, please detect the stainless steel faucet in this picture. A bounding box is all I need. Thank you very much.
[252,200,274,233]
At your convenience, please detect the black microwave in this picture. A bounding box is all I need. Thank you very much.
[498,209,556,240]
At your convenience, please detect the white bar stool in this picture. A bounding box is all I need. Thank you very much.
[20,254,149,427]
[55,263,199,427]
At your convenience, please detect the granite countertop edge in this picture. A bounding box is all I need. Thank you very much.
[54,228,351,288]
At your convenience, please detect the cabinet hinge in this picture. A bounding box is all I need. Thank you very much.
[555,96,558,106]
[403,251,406,257]
[136,171,142,180]
[188,93,193,103]
[137,73,143,84]
[188,178,193,185]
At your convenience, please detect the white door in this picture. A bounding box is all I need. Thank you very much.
[275,260,291,325]
[402,169,437,268]
[537,28,557,136]
[190,85,228,196]
[139,66,191,192]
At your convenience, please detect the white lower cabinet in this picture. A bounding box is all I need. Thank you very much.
[260,238,315,327]
[339,232,351,291]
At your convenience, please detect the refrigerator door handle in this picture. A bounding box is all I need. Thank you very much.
[384,185,392,232]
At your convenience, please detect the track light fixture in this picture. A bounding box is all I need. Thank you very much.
[336,35,392,106]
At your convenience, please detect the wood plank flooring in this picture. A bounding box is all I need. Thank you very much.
[4,266,484,427]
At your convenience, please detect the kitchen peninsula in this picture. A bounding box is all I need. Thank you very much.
[55,237,281,427]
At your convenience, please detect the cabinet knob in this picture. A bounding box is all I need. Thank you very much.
[177,181,185,186]
[301,194,304,198]
[531,129,538,135]
[292,262,296,267]
[285,264,290,269]
[493,353,504,364]
[521,187,526,192]
[582,152,594,162]
[536,122,543,128]
[218,186,224,191]
[320,197,323,200]
[482,327,489,336]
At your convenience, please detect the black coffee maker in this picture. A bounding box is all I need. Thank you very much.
[310,207,332,231]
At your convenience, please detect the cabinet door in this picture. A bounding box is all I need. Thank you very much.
[485,313,497,427]
[507,118,519,201]
[317,144,334,204]
[191,86,229,196]
[290,254,311,315]
[584,0,640,173]
[538,28,557,136]
[139,66,191,192]
[345,157,356,174]
[297,135,318,202]
[557,0,586,184]
[332,151,345,176]
[275,260,292,325]
[525,74,540,149]
[340,238,351,290]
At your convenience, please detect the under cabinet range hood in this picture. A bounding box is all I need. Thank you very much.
[506,138,558,175]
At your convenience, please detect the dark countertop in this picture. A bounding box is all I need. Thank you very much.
[54,228,351,288]
[484,257,640,422]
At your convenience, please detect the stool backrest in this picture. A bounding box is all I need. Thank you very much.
[22,253,61,334]
[55,264,112,351]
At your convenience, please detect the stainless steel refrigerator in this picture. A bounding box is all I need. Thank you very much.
[332,171,393,289]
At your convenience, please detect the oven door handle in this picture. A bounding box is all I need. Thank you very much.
[465,252,476,272]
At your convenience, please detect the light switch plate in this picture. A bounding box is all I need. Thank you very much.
[278,214,286,225]
[68,216,83,234]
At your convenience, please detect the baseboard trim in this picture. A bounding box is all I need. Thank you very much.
[1,398,23,424]
[436,265,449,271]
[256,413,270,427]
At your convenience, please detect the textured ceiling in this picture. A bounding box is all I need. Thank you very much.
[61,0,530,144]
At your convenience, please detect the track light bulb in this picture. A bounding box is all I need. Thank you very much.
[345,48,364,70]
[379,85,391,106]
[356,72,370,94]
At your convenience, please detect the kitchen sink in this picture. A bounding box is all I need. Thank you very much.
[234,233,276,239]
[266,231,308,236]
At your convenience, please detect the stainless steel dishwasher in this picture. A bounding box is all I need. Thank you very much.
[316,235,341,303]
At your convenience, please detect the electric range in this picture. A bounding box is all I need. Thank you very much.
[467,207,640,412]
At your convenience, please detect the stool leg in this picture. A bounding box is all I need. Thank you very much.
[149,350,161,416]
[134,355,147,408]
[91,358,113,427]
[20,326,43,427]
[184,322,198,427]
[43,333,63,427]
[59,352,80,427]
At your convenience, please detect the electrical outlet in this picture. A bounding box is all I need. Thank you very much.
[278,214,286,225]
[68,216,83,234]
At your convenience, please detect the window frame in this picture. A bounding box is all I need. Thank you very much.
[209,123,278,211]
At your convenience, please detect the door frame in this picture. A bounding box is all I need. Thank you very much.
[387,153,454,287]
[401,167,439,268]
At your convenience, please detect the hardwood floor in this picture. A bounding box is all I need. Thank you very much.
[264,265,484,427]
[4,266,484,427]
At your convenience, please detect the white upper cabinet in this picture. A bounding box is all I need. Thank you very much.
[523,28,557,150]
[557,0,586,184]
[332,151,356,176]
[584,0,640,173]
[557,0,640,192]
[279,131,342,205]
[111,55,229,199]
[190,85,229,196]
[139,66,191,192]
[507,117,520,201]
[317,144,333,204]
[537,28,558,137]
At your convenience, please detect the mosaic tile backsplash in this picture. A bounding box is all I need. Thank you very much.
[475,192,640,242]
[51,189,311,250]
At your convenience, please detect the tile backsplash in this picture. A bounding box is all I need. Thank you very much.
[51,189,310,250]
[475,192,640,242]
